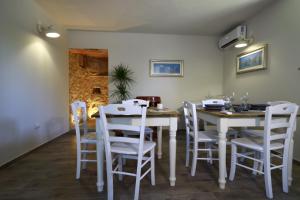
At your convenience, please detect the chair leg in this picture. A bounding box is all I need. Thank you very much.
[239,130,246,162]
[76,144,81,179]
[208,143,213,165]
[150,148,156,186]
[134,158,142,200]
[149,132,153,142]
[229,144,237,181]
[118,155,123,181]
[252,151,259,175]
[191,142,198,176]
[106,151,114,200]
[282,149,289,193]
[186,134,190,167]
[263,151,273,199]
[259,152,264,173]
[157,126,163,159]
[82,143,88,169]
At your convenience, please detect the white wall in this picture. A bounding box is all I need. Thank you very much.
[223,0,300,160]
[68,31,223,111]
[0,0,69,166]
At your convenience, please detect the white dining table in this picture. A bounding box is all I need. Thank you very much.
[197,109,297,189]
[92,108,179,192]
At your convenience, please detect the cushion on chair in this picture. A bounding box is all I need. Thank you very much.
[81,132,97,143]
[111,141,156,155]
[231,137,284,151]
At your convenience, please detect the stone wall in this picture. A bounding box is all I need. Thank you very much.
[69,49,109,123]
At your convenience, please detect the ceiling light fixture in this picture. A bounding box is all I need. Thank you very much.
[37,24,60,38]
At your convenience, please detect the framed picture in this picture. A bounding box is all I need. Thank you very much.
[236,44,267,74]
[150,60,184,77]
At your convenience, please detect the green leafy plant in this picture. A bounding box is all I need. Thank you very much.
[110,64,134,102]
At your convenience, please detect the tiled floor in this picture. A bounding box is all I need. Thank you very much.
[0,131,300,200]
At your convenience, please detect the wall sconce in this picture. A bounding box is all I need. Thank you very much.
[37,24,60,38]
[235,37,254,48]
[234,39,248,48]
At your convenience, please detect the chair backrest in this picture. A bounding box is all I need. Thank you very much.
[264,103,299,152]
[99,103,147,159]
[71,101,88,145]
[183,101,198,140]
[122,99,150,107]
[267,101,290,106]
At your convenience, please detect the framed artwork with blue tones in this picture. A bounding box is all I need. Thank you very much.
[237,44,267,74]
[150,60,184,77]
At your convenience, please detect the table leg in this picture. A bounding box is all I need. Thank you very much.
[96,118,104,192]
[169,117,177,186]
[217,119,228,189]
[157,126,163,159]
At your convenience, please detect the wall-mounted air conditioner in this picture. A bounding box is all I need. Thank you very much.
[218,25,247,49]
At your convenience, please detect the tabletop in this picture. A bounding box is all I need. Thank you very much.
[92,108,179,118]
[197,108,300,118]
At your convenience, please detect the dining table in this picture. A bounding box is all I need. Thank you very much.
[197,108,298,190]
[92,108,179,192]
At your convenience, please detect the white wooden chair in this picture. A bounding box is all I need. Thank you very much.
[71,101,97,179]
[229,103,299,199]
[242,101,292,137]
[99,103,156,200]
[183,101,219,176]
[122,99,153,141]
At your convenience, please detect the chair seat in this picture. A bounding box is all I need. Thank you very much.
[231,137,284,152]
[242,129,264,137]
[111,141,156,155]
[190,130,218,142]
[81,132,97,143]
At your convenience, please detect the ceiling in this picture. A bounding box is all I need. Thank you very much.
[35,0,275,36]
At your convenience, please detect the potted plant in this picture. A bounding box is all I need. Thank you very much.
[110,63,134,103]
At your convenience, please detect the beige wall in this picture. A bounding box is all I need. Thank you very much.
[68,31,223,110]
[0,0,69,166]
[223,0,300,160]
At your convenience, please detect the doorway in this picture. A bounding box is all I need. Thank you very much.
[69,49,109,124]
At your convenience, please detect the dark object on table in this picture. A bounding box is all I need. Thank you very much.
[136,96,161,107]
[233,105,244,112]
[204,104,225,111]
[249,104,269,111]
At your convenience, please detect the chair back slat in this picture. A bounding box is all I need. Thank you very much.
[102,104,144,115]
[270,133,287,141]
[109,136,140,144]
[270,122,290,129]
[122,99,150,107]
[267,101,290,106]
[107,124,141,132]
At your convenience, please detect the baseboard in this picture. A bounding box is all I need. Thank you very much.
[0,131,69,169]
